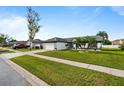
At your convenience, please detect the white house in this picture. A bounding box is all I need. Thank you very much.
[42,36,103,50]
[42,37,69,50]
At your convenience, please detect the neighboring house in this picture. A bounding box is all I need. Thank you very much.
[42,36,103,50]
[112,39,124,45]
[14,41,27,45]
[12,41,27,48]
[27,39,42,48]
[13,39,42,48]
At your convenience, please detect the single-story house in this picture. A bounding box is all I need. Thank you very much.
[27,39,42,48]
[112,39,124,45]
[42,36,103,50]
[13,39,42,48]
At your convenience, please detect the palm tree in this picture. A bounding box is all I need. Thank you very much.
[81,37,88,48]
[96,31,108,41]
[73,37,82,49]
[85,36,97,49]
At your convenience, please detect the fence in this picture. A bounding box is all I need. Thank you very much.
[102,45,119,48]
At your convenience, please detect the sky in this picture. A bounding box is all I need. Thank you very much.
[0,6,124,41]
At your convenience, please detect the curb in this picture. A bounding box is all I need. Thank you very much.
[1,55,49,86]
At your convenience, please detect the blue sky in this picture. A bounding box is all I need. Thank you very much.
[0,6,124,41]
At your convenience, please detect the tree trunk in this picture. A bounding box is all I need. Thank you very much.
[29,40,33,51]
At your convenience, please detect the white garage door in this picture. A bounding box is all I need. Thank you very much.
[44,43,55,50]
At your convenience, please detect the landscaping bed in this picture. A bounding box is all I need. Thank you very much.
[10,55,124,86]
[37,50,124,70]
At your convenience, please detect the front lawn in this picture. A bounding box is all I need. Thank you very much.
[0,49,14,54]
[15,48,42,52]
[10,55,124,86]
[37,50,124,70]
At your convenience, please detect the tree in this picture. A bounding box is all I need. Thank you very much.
[26,7,41,50]
[96,31,108,41]
[8,38,17,42]
[73,36,97,50]
[81,38,88,45]
[73,38,82,49]
[0,34,9,45]
[120,42,124,50]
[103,40,112,45]
[85,36,97,49]
[0,33,15,47]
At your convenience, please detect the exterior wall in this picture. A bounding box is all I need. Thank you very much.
[73,44,76,49]
[112,40,121,45]
[73,42,102,49]
[42,42,103,50]
[97,42,102,49]
[42,42,67,50]
[26,41,41,48]
[42,43,55,50]
[56,42,67,50]
[85,43,88,48]
[112,39,124,45]
[102,45,119,48]
[33,43,41,48]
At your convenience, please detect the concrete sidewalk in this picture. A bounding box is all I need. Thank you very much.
[0,56,31,86]
[1,49,49,59]
[29,53,124,78]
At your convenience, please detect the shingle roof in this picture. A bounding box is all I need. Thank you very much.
[32,39,42,43]
[64,36,103,42]
[43,36,103,43]
[43,37,67,43]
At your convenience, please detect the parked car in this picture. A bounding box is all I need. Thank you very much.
[12,44,30,49]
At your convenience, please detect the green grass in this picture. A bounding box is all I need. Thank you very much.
[101,48,121,51]
[37,50,124,70]
[0,49,14,54]
[16,48,42,52]
[10,55,124,86]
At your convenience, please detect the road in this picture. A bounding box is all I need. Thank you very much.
[0,56,31,86]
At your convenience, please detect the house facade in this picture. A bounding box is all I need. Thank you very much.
[42,37,70,50]
[112,39,124,45]
[42,36,103,50]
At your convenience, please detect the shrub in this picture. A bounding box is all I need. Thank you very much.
[120,42,124,50]
[103,40,112,45]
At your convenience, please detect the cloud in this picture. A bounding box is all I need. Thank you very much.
[111,6,124,16]
[0,16,28,40]
[94,7,102,15]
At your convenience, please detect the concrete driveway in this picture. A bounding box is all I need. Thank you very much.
[0,56,31,86]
